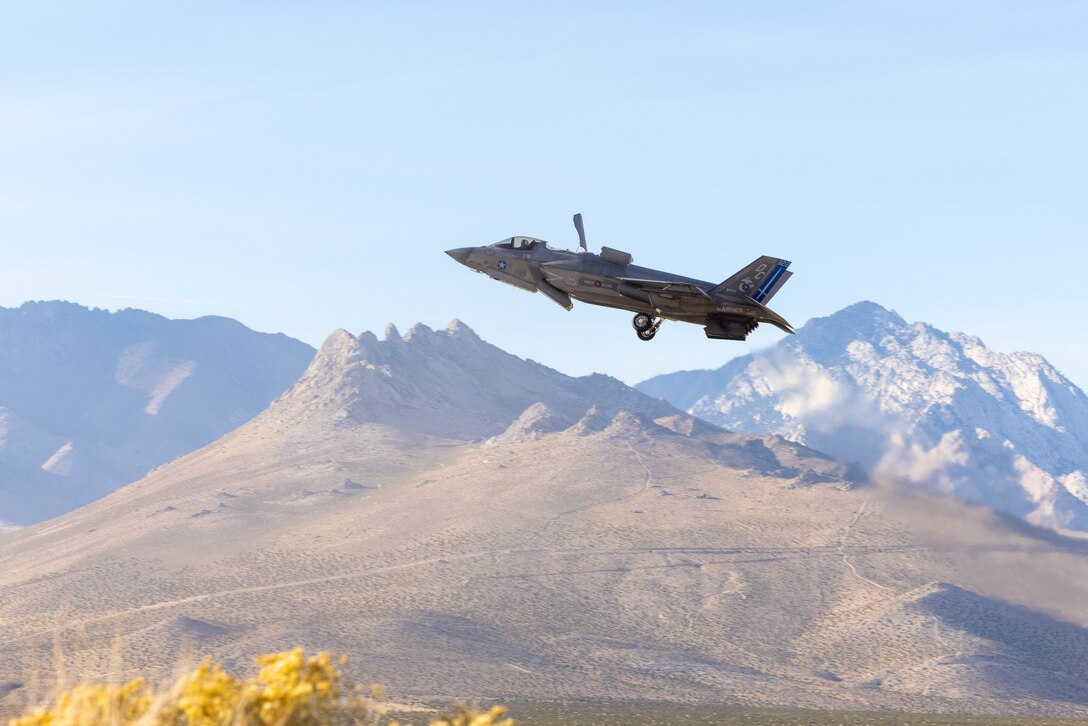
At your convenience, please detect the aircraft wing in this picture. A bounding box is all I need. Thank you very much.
[615,278,714,300]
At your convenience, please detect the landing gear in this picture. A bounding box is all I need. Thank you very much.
[632,313,661,341]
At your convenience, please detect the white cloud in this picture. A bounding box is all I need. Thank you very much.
[878,430,969,494]
[1013,455,1072,529]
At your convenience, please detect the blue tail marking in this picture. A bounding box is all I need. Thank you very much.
[753,260,790,303]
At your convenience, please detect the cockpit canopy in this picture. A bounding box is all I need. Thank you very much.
[490,236,550,251]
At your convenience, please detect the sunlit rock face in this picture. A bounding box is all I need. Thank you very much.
[0,301,315,524]
[639,301,1088,530]
[277,319,679,440]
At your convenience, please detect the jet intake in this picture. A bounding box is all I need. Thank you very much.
[600,246,633,267]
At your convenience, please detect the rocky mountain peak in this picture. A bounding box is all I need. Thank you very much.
[273,320,679,441]
[826,300,905,326]
[445,318,480,340]
[315,328,363,362]
[570,405,613,436]
[785,301,910,365]
[639,301,1088,531]
[602,409,658,437]
[485,402,570,446]
[403,323,433,342]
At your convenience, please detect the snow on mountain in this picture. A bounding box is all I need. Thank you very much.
[0,301,315,525]
[638,301,1088,530]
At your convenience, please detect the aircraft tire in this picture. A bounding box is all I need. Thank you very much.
[632,313,654,331]
[636,328,656,341]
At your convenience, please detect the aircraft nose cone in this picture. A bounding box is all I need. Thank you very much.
[445,247,473,265]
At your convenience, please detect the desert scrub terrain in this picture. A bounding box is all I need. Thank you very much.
[6,648,511,726]
[506,702,1088,725]
[8,649,1088,725]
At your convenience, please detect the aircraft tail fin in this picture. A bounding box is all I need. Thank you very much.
[758,269,792,303]
[711,256,792,304]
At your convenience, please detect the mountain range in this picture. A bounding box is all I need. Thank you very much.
[0,301,314,526]
[638,301,1088,532]
[2,317,1088,716]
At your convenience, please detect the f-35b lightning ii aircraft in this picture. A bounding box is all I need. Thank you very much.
[446,213,794,342]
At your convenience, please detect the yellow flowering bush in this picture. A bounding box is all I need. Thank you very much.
[176,662,240,726]
[7,649,513,726]
[241,649,342,725]
[423,705,513,726]
[10,678,153,726]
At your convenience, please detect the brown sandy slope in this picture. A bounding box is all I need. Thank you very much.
[1,322,1087,717]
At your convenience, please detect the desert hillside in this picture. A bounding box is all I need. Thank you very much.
[2,321,1087,717]
[0,301,315,525]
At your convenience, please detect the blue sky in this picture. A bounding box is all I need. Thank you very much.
[2,3,1085,386]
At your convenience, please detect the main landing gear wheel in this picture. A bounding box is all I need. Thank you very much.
[633,313,663,341]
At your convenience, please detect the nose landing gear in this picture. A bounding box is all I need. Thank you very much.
[632,313,662,341]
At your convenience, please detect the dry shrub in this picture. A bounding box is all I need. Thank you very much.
[8,649,512,726]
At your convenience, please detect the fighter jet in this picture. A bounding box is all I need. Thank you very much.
[446,214,794,341]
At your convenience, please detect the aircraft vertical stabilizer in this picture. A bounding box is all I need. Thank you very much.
[711,256,792,303]
[756,269,792,304]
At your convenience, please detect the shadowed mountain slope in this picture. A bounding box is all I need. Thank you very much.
[0,301,315,525]
[1,320,1087,717]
